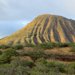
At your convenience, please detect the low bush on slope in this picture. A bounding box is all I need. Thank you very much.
[0,58,75,75]
[0,48,18,64]
[0,43,75,75]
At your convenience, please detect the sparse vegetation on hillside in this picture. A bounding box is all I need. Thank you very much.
[0,43,75,75]
[0,57,75,75]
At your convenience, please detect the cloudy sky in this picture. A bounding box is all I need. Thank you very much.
[0,0,75,38]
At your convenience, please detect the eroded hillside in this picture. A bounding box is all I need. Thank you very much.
[0,14,75,45]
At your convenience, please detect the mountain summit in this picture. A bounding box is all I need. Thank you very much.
[0,14,75,45]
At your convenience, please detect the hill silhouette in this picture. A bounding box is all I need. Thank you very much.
[0,14,75,45]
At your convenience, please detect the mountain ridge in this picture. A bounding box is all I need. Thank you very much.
[0,14,75,45]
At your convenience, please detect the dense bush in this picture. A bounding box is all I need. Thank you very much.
[0,58,33,75]
[54,43,69,47]
[68,43,75,47]
[30,59,67,75]
[0,48,18,64]
[35,42,71,49]
[0,43,74,50]
[0,51,2,55]
[30,59,75,75]
[12,44,24,50]
[69,43,75,52]
[0,63,30,75]
[12,57,34,67]
[38,43,54,49]
[25,43,35,47]
[24,50,45,61]
[0,45,11,49]
[0,43,75,75]
[0,58,75,75]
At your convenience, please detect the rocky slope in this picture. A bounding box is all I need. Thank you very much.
[0,14,75,45]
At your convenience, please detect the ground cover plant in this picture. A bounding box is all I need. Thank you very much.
[0,43,75,75]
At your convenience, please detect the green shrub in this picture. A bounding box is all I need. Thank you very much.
[0,45,11,49]
[0,51,2,55]
[0,48,18,64]
[69,43,75,53]
[69,43,75,47]
[0,58,75,75]
[36,43,70,49]
[30,59,66,75]
[12,44,24,50]
[36,43,53,49]
[11,57,34,68]
[0,62,30,75]
[4,48,18,56]
[47,61,66,73]
[66,62,75,74]
[25,43,35,47]
[25,43,75,49]
[24,50,45,61]
[30,59,49,75]
[55,43,69,47]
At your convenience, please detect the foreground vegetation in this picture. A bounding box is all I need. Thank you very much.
[0,43,75,75]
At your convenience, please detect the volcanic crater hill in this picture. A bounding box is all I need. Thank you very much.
[0,14,75,45]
